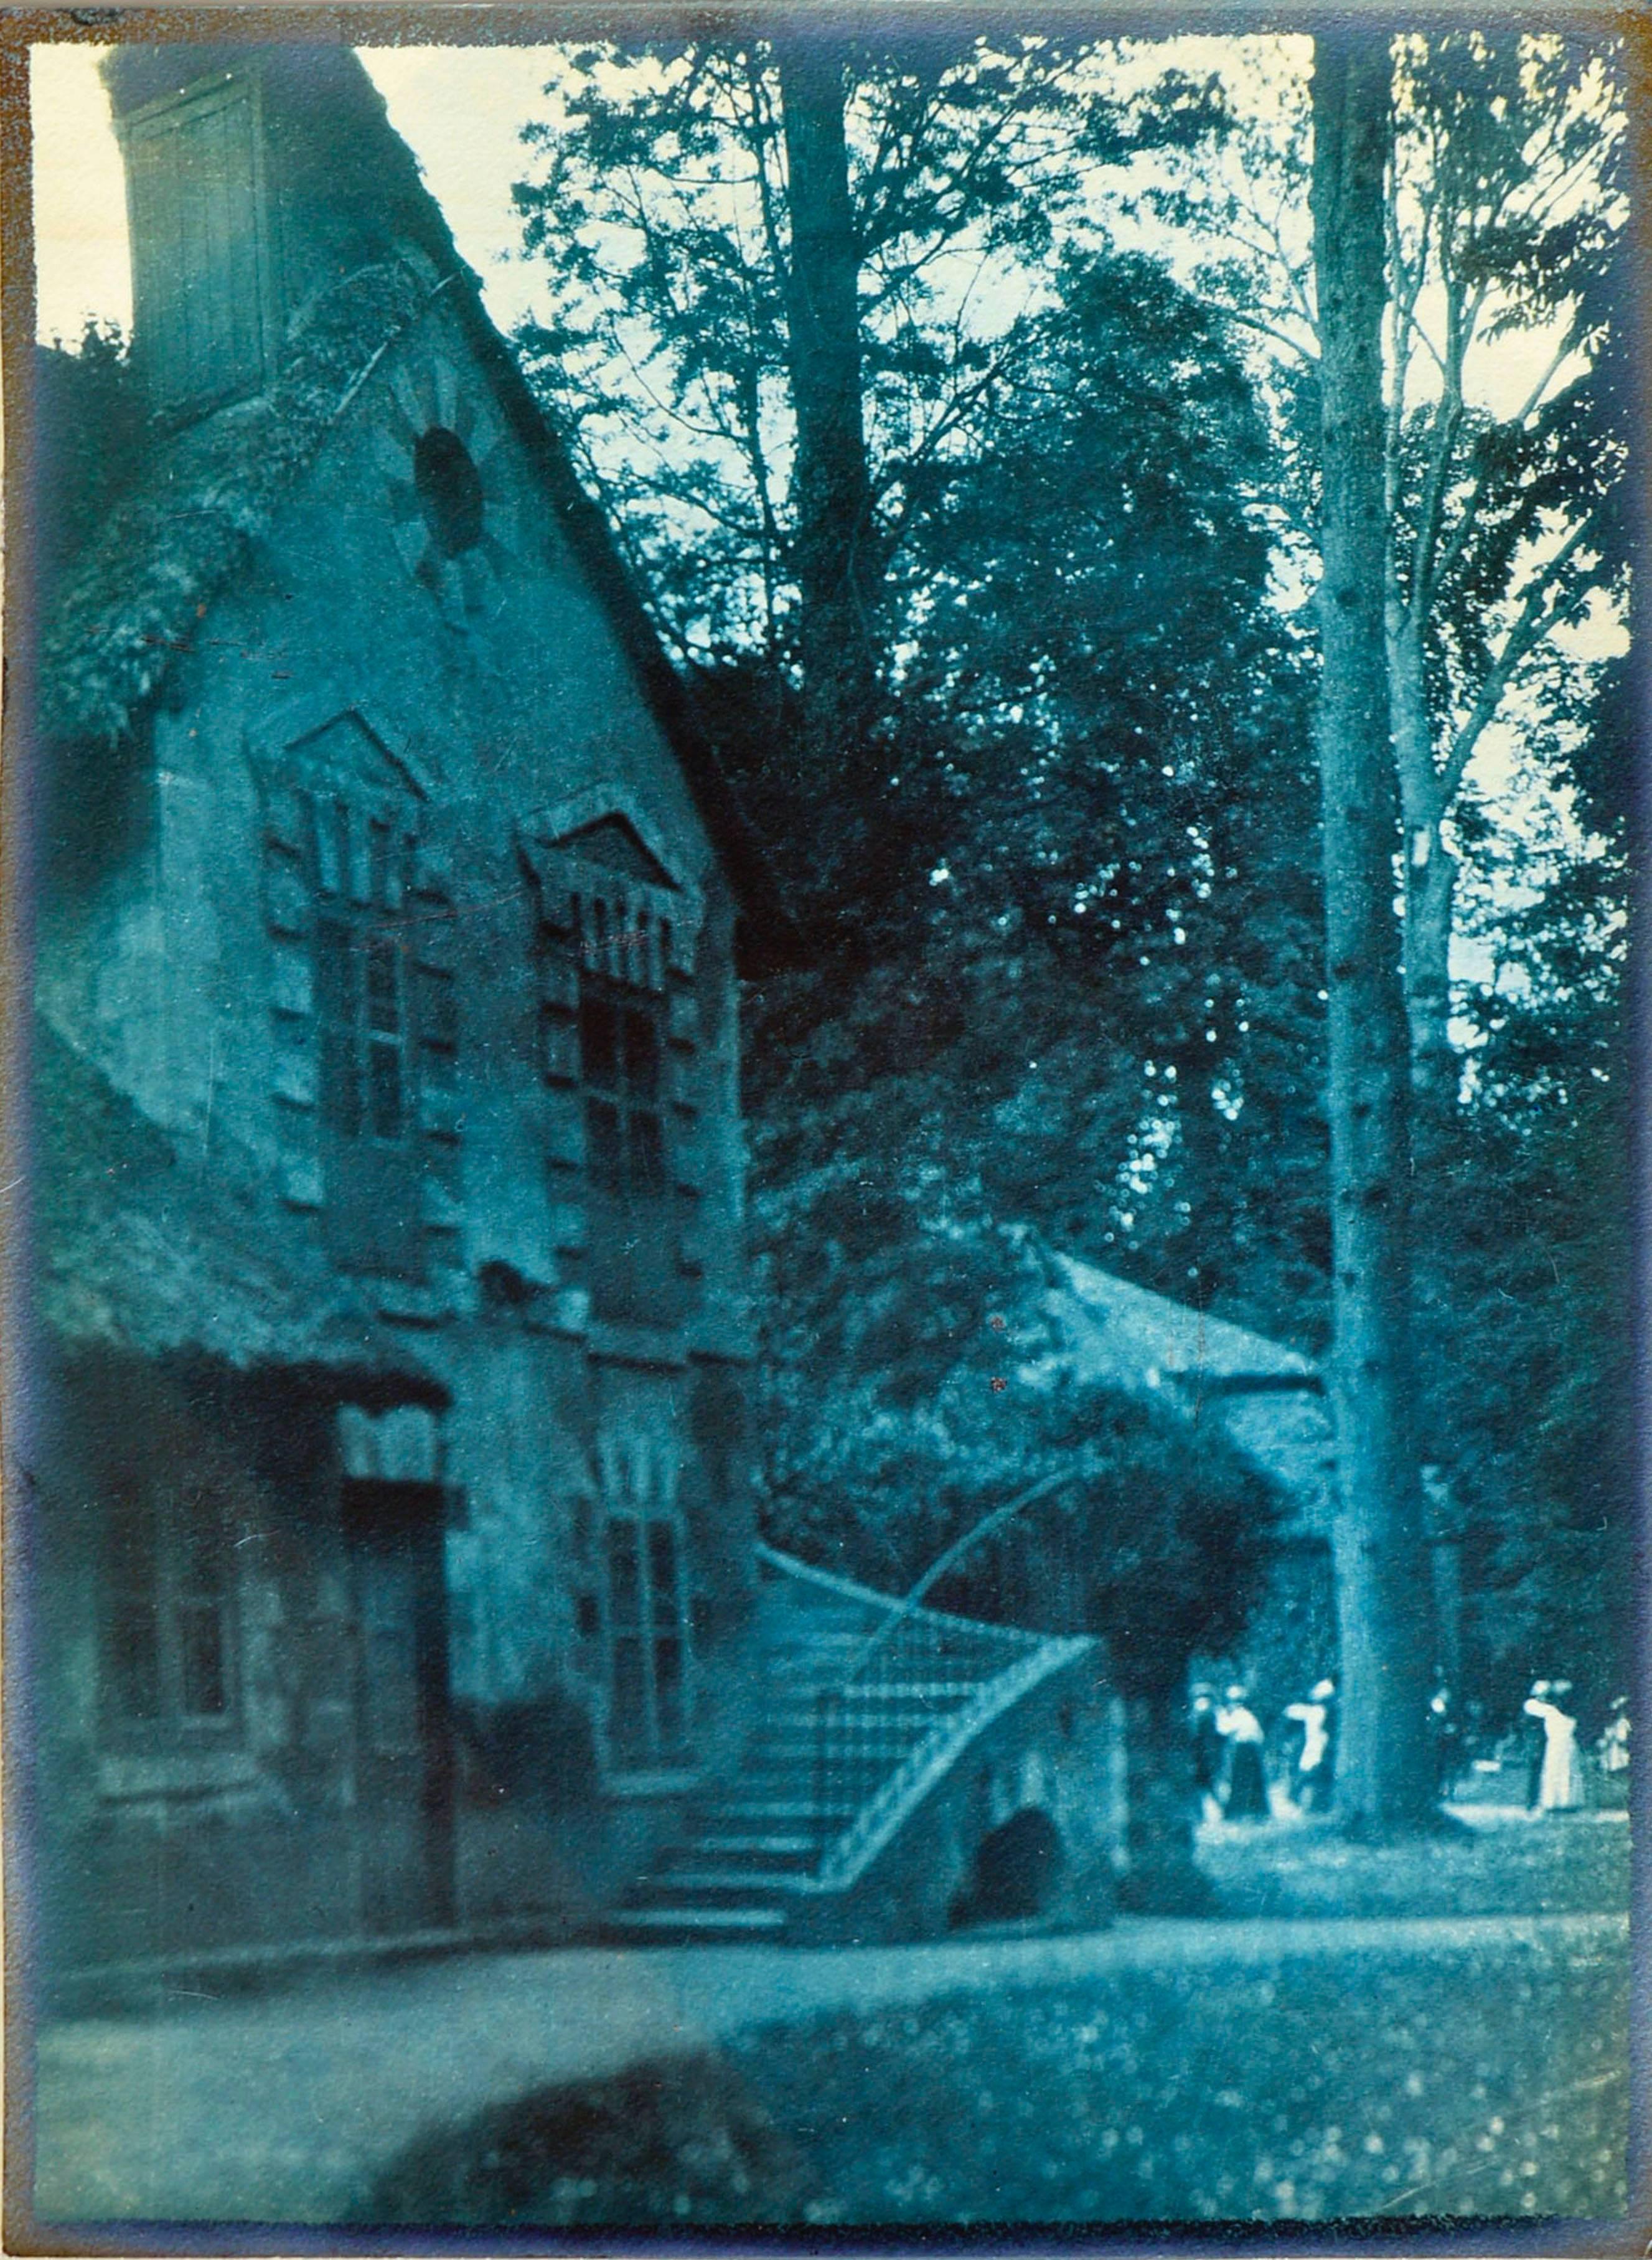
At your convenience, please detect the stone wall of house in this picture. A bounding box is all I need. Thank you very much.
[32,282,763,1973]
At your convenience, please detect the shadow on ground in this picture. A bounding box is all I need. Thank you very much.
[362,1918,1630,2228]
[367,2051,826,2227]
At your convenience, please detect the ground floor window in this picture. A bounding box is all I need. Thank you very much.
[101,1484,237,1736]
[604,1510,692,1770]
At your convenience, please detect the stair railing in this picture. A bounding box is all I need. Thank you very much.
[810,1468,1076,1867]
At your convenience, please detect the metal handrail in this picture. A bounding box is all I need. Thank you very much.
[810,1467,1079,1869]
[834,1467,1076,1691]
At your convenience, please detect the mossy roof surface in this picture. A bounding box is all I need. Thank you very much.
[39,257,431,746]
[32,1016,434,1384]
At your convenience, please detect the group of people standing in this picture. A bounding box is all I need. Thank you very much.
[1189,1679,1337,1823]
[1190,1670,1631,1825]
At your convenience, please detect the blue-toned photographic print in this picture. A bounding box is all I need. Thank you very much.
[6,12,1636,2244]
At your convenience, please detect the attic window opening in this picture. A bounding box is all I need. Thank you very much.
[413,427,485,558]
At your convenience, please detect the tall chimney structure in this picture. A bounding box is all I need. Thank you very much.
[103,45,449,420]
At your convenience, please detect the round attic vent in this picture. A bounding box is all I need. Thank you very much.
[413,426,486,558]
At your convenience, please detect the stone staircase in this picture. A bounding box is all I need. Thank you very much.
[603,1545,1091,1943]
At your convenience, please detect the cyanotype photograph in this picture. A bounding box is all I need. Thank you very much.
[4,6,1640,2244]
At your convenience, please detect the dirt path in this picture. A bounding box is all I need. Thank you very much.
[24,1910,1628,2227]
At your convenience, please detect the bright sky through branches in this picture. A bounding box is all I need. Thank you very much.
[32,33,1600,430]
[29,39,1620,787]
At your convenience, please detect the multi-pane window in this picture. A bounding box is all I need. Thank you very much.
[305,792,433,1278]
[103,1488,235,1735]
[578,980,665,1198]
[317,923,408,1142]
[523,824,698,1325]
[604,1512,690,1769]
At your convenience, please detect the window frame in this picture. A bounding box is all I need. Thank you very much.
[100,1482,242,1748]
[303,788,437,1279]
[576,972,669,1204]
[316,913,415,1149]
[600,1506,693,1775]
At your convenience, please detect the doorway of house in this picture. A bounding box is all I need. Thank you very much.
[342,1478,456,1931]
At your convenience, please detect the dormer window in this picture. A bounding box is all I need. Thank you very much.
[520,799,706,1331]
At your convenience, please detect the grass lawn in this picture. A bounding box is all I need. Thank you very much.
[723,1924,1629,2225]
[365,1814,1631,2230]
[1196,1809,1630,1920]
[371,1918,1630,2228]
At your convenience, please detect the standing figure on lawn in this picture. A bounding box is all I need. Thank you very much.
[1190,1682,1224,1825]
[1426,1679,1462,1801]
[1523,1679,1584,1814]
[1521,1681,1552,1810]
[1282,1679,1336,1812]
[1217,1685,1269,1820]
[1597,1695,1631,1777]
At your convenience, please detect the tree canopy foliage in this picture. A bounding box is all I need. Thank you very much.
[507,30,1632,1751]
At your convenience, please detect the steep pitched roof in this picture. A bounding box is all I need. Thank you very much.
[42,44,789,961]
[40,257,431,745]
[1037,1252,1336,1537]
[32,1017,440,1392]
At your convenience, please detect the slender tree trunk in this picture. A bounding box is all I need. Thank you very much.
[1116,1688,1214,1914]
[1310,32,1437,1835]
[775,36,881,783]
[1386,602,1460,1123]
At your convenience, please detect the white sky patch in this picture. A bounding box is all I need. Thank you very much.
[359,45,565,335]
[33,32,1610,438]
[31,46,129,342]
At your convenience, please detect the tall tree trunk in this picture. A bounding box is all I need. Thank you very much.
[1116,1688,1213,1914]
[1386,602,1460,1124]
[775,37,881,788]
[1310,33,1437,1835]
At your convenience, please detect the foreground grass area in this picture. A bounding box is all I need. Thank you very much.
[1196,1810,1630,1921]
[373,1922,1630,2226]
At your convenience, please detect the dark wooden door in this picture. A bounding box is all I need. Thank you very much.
[343,1480,455,1932]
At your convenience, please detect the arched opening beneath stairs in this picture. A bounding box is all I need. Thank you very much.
[950,1805,1063,1928]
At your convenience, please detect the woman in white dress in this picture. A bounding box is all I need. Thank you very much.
[1523,1680,1583,1812]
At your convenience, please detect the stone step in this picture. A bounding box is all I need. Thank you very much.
[603,1905,789,1938]
[697,1833,816,1858]
[833,1682,984,1702]
[706,1799,850,1823]
[655,1867,813,1896]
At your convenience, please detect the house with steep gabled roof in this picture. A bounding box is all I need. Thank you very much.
[23,40,802,1975]
[22,44,1123,1984]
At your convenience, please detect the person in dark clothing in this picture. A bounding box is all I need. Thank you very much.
[1190,1682,1223,1820]
[1427,1681,1462,1801]
[1217,1687,1269,1820]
